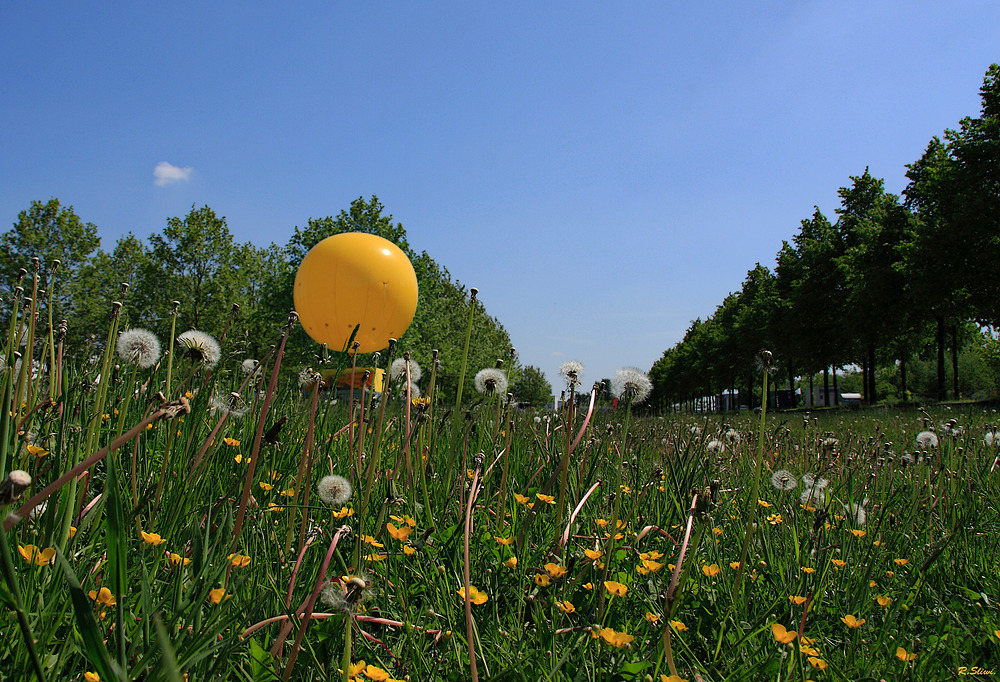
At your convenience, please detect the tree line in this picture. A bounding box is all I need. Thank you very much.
[650,64,1000,409]
[0,195,546,402]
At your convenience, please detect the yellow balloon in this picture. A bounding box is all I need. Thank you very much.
[294,233,418,353]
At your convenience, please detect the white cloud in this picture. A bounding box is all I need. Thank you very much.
[153,161,193,187]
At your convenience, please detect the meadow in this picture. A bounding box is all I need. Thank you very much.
[1,302,998,682]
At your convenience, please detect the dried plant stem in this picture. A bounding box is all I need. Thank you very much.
[463,459,483,682]
[4,398,189,532]
[231,313,295,548]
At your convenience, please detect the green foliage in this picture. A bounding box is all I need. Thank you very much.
[653,65,1000,407]
[511,365,552,406]
[0,198,101,324]
[0,300,996,680]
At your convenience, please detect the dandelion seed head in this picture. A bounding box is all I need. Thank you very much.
[317,474,352,506]
[844,502,867,526]
[706,439,725,454]
[390,357,421,383]
[209,393,249,418]
[298,367,322,390]
[558,361,584,387]
[116,328,161,369]
[176,330,221,368]
[610,367,652,404]
[474,368,508,395]
[915,430,938,450]
[241,359,261,376]
[800,487,826,508]
[771,470,798,491]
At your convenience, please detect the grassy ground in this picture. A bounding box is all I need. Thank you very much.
[1,320,998,681]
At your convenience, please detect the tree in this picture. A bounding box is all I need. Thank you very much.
[834,170,913,403]
[133,205,262,342]
[0,198,101,327]
[511,365,553,407]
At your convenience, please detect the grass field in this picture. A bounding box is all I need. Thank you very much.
[1,316,998,681]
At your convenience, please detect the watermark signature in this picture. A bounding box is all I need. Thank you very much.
[958,667,996,676]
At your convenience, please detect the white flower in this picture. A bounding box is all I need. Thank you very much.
[800,473,829,489]
[844,501,867,526]
[405,381,420,398]
[116,328,161,369]
[209,393,249,418]
[985,431,999,447]
[770,470,798,491]
[706,439,725,454]
[176,330,221,369]
[724,428,741,444]
[800,487,826,508]
[474,368,508,395]
[390,357,421,383]
[317,475,352,506]
[610,367,652,404]
[241,359,262,376]
[915,431,938,450]
[558,361,584,387]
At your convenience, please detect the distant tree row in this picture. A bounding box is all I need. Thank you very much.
[650,64,1000,409]
[0,195,519,400]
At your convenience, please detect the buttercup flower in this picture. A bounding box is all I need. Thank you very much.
[604,580,628,597]
[457,585,488,605]
[18,544,54,566]
[599,627,634,648]
[841,614,865,628]
[771,623,797,644]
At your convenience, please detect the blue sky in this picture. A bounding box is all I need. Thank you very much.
[2,2,998,391]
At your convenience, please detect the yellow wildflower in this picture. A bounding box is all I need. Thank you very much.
[771,623,797,644]
[604,580,627,597]
[599,627,634,648]
[545,562,567,578]
[17,544,55,566]
[386,522,412,542]
[457,585,488,605]
[140,531,167,546]
[841,614,865,628]
[88,587,116,606]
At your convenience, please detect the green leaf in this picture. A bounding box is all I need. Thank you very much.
[53,549,125,682]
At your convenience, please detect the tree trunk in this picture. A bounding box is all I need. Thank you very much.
[809,374,814,407]
[823,365,830,406]
[868,344,877,404]
[936,315,946,401]
[951,324,959,399]
[832,368,839,406]
[900,353,908,401]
